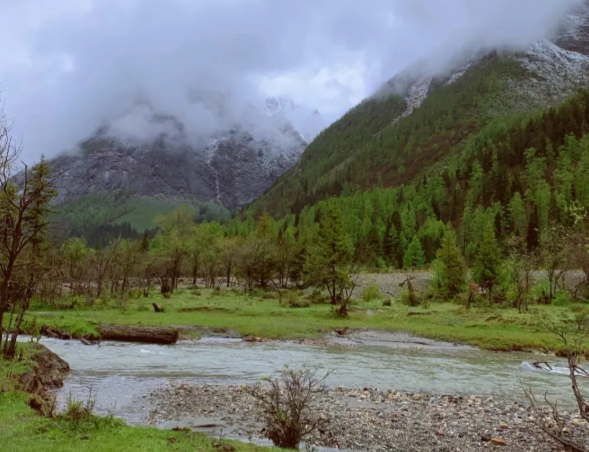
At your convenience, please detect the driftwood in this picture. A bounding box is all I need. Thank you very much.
[333,327,349,337]
[40,326,72,340]
[97,324,179,344]
[532,361,553,371]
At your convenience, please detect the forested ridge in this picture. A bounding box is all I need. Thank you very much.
[251,54,531,215]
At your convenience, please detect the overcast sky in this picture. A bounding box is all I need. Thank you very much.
[0,0,584,162]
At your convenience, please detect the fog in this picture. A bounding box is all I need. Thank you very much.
[0,0,585,162]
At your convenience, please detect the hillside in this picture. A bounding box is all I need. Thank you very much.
[48,96,316,242]
[250,3,589,217]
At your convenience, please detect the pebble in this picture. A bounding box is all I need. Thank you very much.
[146,384,589,452]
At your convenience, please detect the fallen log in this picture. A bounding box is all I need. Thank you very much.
[40,326,73,340]
[97,324,179,344]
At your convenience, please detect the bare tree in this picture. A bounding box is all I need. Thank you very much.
[246,366,330,450]
[507,249,538,312]
[0,101,57,358]
[541,228,571,303]
[524,318,589,451]
[400,273,420,307]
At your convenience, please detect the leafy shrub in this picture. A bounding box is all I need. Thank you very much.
[128,289,143,300]
[553,291,572,307]
[361,284,383,303]
[191,289,202,296]
[284,291,311,308]
[306,288,330,305]
[399,288,420,307]
[63,395,95,425]
[115,295,130,311]
[163,293,172,299]
[531,278,550,303]
[376,257,387,269]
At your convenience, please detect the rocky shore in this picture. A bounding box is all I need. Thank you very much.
[147,383,589,451]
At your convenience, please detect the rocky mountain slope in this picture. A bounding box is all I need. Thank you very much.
[50,97,311,211]
[251,1,589,216]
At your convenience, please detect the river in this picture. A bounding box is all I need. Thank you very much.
[30,334,578,426]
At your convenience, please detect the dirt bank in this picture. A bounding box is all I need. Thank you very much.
[15,343,70,412]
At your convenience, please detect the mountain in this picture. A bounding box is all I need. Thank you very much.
[49,96,314,233]
[251,1,589,217]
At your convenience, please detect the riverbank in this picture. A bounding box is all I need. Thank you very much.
[21,287,584,353]
[0,343,280,452]
[148,383,587,451]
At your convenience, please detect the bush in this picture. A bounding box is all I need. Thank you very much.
[209,288,223,298]
[399,288,420,307]
[531,278,550,304]
[63,395,95,425]
[306,288,330,305]
[246,366,328,450]
[284,291,311,308]
[128,289,143,300]
[553,290,572,307]
[163,293,172,299]
[382,298,392,307]
[361,284,383,303]
[57,391,121,432]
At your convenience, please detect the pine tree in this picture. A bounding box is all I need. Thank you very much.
[473,221,502,299]
[403,236,426,269]
[527,206,540,251]
[304,204,355,314]
[141,231,150,253]
[433,224,466,299]
[508,192,526,238]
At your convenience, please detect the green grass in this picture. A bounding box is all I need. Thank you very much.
[21,288,585,353]
[0,344,280,452]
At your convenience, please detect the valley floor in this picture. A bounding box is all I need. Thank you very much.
[21,280,587,353]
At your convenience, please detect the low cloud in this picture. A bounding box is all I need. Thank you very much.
[0,0,584,161]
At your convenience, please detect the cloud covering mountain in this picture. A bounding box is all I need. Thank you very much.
[0,0,585,161]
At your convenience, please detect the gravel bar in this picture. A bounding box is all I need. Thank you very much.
[147,383,589,451]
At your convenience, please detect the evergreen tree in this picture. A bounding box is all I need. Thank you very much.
[526,206,540,251]
[472,222,502,299]
[432,224,466,299]
[507,192,526,238]
[304,204,355,314]
[403,236,426,269]
[141,231,150,253]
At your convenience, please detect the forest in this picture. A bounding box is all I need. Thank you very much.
[2,80,589,452]
[3,81,589,354]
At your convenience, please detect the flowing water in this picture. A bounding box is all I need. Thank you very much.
[30,335,580,426]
